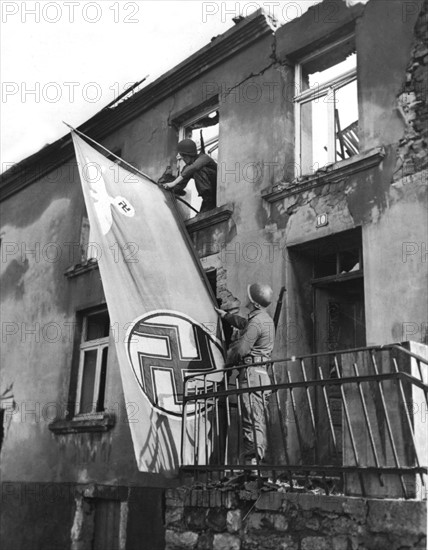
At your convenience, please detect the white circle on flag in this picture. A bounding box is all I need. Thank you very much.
[113,196,135,217]
[126,310,224,417]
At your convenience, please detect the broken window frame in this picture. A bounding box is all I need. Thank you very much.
[294,35,358,177]
[74,308,110,416]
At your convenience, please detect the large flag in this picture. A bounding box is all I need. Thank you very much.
[72,132,225,476]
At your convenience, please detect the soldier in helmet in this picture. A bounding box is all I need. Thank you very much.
[215,283,275,465]
[162,138,217,213]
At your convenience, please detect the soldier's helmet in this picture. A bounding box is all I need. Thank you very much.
[177,139,198,156]
[247,283,273,308]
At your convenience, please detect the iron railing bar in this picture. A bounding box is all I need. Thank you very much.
[203,375,209,469]
[333,356,366,497]
[184,344,428,384]
[300,359,318,462]
[181,379,190,466]
[391,356,425,488]
[183,372,428,403]
[317,365,340,463]
[287,370,305,463]
[180,464,428,474]
[271,365,290,465]
[194,387,202,469]
[261,385,272,470]
[246,366,262,478]
[391,345,428,370]
[352,362,384,487]
[370,350,407,497]
[224,374,231,469]
[236,377,243,465]
[213,380,220,470]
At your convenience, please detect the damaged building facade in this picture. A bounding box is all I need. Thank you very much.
[1,0,427,548]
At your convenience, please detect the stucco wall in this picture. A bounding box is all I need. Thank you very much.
[1,1,427,547]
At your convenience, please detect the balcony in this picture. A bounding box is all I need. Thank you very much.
[181,342,428,500]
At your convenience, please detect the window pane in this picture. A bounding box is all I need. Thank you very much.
[339,249,360,273]
[335,79,359,161]
[314,252,337,278]
[301,98,329,175]
[96,347,108,412]
[307,53,356,88]
[86,311,110,341]
[79,349,97,414]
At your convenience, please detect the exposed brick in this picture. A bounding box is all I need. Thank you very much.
[186,508,207,531]
[209,490,222,508]
[243,533,298,550]
[284,493,345,514]
[331,536,349,550]
[166,506,184,525]
[226,510,242,533]
[246,512,264,531]
[197,532,213,550]
[165,529,198,550]
[222,490,239,509]
[213,533,241,550]
[255,491,283,511]
[305,517,320,531]
[394,0,428,182]
[206,509,227,532]
[239,490,257,501]
[321,516,360,536]
[272,514,289,532]
[301,536,330,550]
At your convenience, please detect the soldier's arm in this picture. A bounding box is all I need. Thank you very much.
[223,313,248,330]
[214,308,248,330]
[226,317,261,365]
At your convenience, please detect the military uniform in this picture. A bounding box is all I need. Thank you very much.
[175,153,217,212]
[225,309,275,463]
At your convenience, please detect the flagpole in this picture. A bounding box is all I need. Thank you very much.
[63,121,199,214]
[66,122,222,343]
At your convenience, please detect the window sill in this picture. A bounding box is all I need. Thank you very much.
[64,258,99,278]
[49,412,115,434]
[262,147,385,203]
[184,203,234,233]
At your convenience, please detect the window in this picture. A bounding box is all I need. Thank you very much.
[178,107,219,214]
[75,309,110,415]
[294,35,359,176]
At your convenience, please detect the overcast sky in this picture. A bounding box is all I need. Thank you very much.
[1,0,339,170]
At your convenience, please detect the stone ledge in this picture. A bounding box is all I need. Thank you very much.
[184,203,234,233]
[48,412,115,434]
[64,259,99,278]
[262,147,385,203]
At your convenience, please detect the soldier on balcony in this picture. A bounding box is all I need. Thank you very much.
[215,283,275,465]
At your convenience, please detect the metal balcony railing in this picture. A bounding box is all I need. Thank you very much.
[181,343,428,499]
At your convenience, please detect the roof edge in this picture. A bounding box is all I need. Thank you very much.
[1,9,274,201]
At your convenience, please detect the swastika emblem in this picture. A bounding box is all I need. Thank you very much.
[113,195,135,217]
[126,311,224,416]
